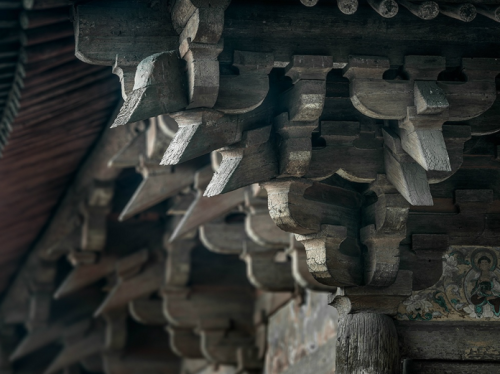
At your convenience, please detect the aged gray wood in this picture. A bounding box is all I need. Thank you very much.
[75,0,177,66]
[337,0,358,14]
[330,270,412,315]
[111,52,187,128]
[476,4,500,21]
[399,0,439,20]
[439,2,477,21]
[336,313,400,374]
[367,0,399,18]
[54,254,117,299]
[170,165,246,241]
[361,177,409,286]
[397,321,500,360]
[264,179,363,287]
[404,360,500,373]
[383,128,434,206]
[205,126,278,197]
[241,251,295,292]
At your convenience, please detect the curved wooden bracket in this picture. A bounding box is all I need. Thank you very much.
[329,270,412,316]
[112,52,188,128]
[215,50,274,114]
[94,250,163,317]
[295,225,362,287]
[361,178,409,286]
[344,55,500,172]
[288,239,337,292]
[166,326,203,359]
[128,299,166,326]
[205,126,278,197]
[199,328,254,365]
[240,250,295,292]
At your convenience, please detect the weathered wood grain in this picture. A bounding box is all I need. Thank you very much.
[397,321,500,360]
[75,0,177,66]
[111,52,187,128]
[439,2,477,21]
[336,313,400,374]
[399,0,439,20]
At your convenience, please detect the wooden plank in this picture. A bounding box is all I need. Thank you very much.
[397,321,500,360]
[404,360,500,373]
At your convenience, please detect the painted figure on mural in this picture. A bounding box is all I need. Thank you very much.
[467,250,500,317]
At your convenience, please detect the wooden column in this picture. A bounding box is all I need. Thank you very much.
[336,313,400,374]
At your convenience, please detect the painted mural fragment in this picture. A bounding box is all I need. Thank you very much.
[398,246,500,321]
[265,291,337,374]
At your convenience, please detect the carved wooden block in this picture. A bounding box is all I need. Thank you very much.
[344,55,500,173]
[205,126,278,197]
[112,52,187,128]
[170,165,246,241]
[288,239,337,292]
[329,270,413,315]
[361,176,410,286]
[263,178,363,287]
[94,250,164,316]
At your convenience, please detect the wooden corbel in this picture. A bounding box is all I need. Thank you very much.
[162,97,275,166]
[287,238,337,292]
[200,215,263,255]
[198,326,255,366]
[215,50,274,114]
[275,55,333,178]
[94,249,164,317]
[42,216,82,259]
[74,0,178,100]
[107,121,147,169]
[54,254,118,299]
[173,0,231,109]
[102,315,180,374]
[10,318,91,362]
[199,210,294,292]
[80,181,114,252]
[162,51,275,166]
[383,124,470,206]
[240,250,295,292]
[262,178,363,287]
[382,127,434,206]
[166,326,204,359]
[170,164,246,241]
[128,299,167,326]
[119,162,197,221]
[112,51,188,128]
[329,270,413,315]
[407,234,449,291]
[244,185,290,250]
[344,55,500,173]
[43,322,106,374]
[162,288,254,340]
[361,176,410,286]
[108,118,200,221]
[165,221,198,288]
[205,126,278,197]
[305,120,384,183]
[25,262,58,331]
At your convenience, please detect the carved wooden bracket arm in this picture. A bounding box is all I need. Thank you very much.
[344,55,499,176]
